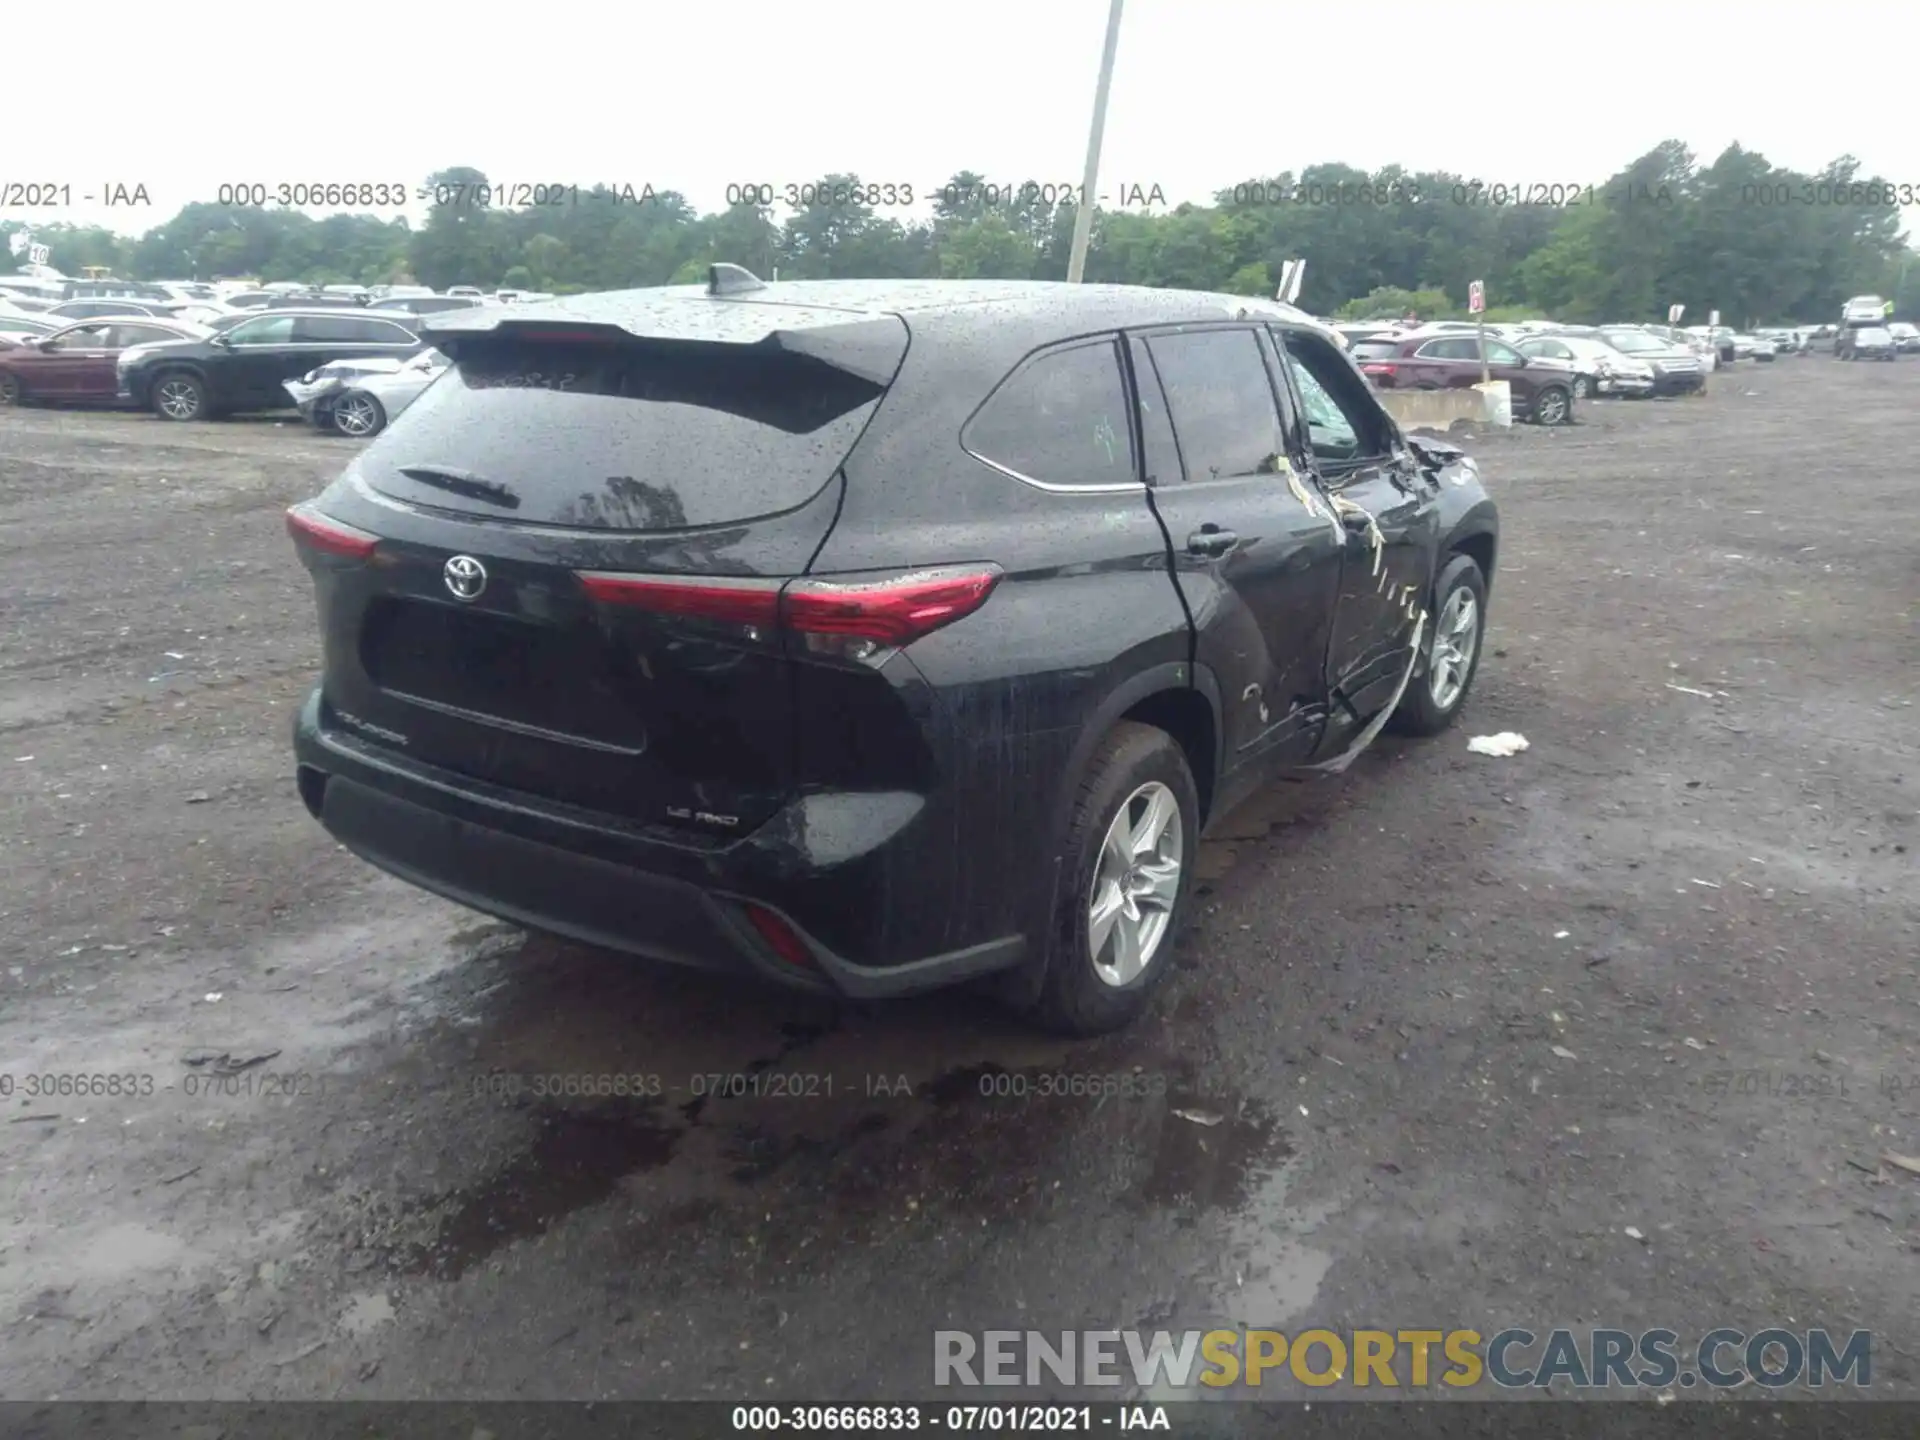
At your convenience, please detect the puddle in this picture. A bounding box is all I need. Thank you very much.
[385,1105,682,1280]
[1136,1095,1292,1214]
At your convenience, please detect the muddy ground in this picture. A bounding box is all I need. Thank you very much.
[1,357,1915,1405]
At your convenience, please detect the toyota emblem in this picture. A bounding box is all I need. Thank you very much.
[443,555,488,601]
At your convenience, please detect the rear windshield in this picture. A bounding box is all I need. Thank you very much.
[359,337,890,530]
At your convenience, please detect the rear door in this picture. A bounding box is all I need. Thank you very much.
[303,316,907,837]
[1271,325,1440,734]
[1133,323,1344,773]
[219,312,300,406]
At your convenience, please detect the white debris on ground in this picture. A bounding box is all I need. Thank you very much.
[1467,732,1530,757]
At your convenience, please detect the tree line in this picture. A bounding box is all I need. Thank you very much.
[4,143,1913,325]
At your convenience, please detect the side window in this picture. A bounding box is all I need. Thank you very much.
[115,324,177,347]
[1485,340,1523,366]
[366,319,418,345]
[1125,335,1185,486]
[293,315,365,343]
[1420,337,1477,360]
[59,324,113,347]
[962,338,1137,490]
[229,314,297,345]
[1142,327,1283,483]
[1277,329,1390,469]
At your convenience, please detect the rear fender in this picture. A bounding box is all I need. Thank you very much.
[994,658,1215,1008]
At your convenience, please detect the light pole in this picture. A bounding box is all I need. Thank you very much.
[1065,0,1125,284]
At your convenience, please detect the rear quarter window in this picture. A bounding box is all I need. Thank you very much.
[961,339,1137,490]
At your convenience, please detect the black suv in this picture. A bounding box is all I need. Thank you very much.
[287,273,1499,1034]
[120,308,421,420]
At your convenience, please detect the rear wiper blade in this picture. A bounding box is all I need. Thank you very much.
[397,465,521,510]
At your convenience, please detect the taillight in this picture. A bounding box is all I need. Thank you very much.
[286,503,378,560]
[576,564,1001,661]
[1360,363,1396,378]
[784,567,1001,645]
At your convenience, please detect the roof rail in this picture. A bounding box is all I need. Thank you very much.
[708,263,767,296]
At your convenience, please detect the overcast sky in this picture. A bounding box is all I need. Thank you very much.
[12,0,1919,243]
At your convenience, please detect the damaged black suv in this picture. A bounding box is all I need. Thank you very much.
[288,272,1498,1034]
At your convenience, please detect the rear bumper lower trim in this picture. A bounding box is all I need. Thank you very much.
[293,689,1024,999]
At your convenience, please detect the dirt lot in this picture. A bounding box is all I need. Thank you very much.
[1,359,1916,1404]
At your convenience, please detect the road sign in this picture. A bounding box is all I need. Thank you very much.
[1468,280,1485,314]
[1668,303,1685,324]
[1276,258,1305,304]
[27,243,50,266]
[1708,309,1720,327]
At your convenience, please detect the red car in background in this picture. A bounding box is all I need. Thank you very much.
[1350,330,1577,425]
[0,318,208,407]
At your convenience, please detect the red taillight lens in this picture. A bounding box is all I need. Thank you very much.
[742,904,817,971]
[575,565,1001,651]
[1360,363,1397,378]
[286,503,378,559]
[784,566,1001,645]
[576,572,781,627]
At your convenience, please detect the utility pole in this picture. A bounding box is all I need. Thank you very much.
[1065,0,1126,284]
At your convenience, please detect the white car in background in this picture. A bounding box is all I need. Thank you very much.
[284,348,449,436]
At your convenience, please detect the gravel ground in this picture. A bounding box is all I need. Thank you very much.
[1,359,1915,1404]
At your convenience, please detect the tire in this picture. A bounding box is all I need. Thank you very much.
[332,390,387,437]
[1571,374,1592,400]
[1531,384,1571,425]
[152,370,207,421]
[1389,552,1489,737]
[0,370,22,406]
[1028,721,1200,1036]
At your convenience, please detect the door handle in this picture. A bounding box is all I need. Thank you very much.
[1186,527,1238,557]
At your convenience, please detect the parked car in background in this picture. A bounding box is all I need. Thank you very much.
[1513,332,1655,399]
[0,311,69,343]
[1841,295,1888,326]
[1637,324,1718,371]
[286,277,1499,1034]
[1354,332,1577,423]
[119,308,422,420]
[365,295,486,319]
[444,285,486,299]
[45,298,177,322]
[0,318,210,407]
[1594,328,1707,395]
[1838,326,1898,361]
[220,290,280,310]
[1886,322,1920,353]
[285,349,449,436]
[1737,333,1776,361]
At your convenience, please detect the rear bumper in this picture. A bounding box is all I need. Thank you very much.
[292,688,1026,999]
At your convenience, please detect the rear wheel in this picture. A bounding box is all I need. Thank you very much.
[1390,552,1488,737]
[1029,721,1199,1036]
[153,371,207,421]
[332,390,388,437]
[0,371,22,406]
[1532,384,1571,425]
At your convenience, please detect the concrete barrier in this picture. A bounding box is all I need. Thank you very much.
[1377,387,1491,433]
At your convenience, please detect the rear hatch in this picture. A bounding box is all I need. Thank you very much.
[290,303,911,838]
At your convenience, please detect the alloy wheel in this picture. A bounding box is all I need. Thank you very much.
[1088,781,1184,988]
[156,378,201,420]
[1428,585,1480,712]
[1535,388,1569,425]
[334,394,381,437]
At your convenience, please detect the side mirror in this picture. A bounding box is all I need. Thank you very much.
[210,333,232,348]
